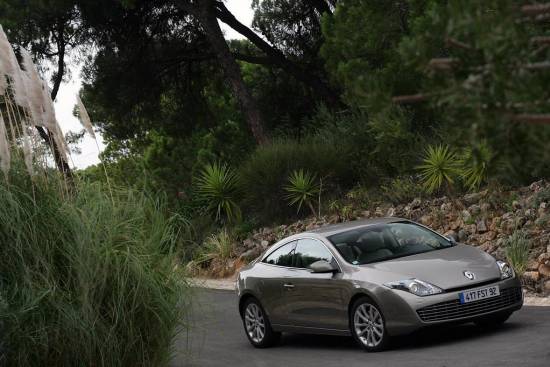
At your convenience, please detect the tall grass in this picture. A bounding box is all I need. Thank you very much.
[0,176,189,367]
[504,230,530,277]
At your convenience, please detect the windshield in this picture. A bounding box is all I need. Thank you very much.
[328,222,453,265]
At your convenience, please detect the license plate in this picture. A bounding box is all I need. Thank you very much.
[459,285,500,304]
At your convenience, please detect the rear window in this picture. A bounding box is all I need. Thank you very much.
[328,222,452,265]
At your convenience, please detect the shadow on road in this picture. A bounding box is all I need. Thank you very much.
[276,321,525,352]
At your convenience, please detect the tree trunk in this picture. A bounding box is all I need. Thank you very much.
[35,20,74,181]
[214,2,341,107]
[191,0,267,144]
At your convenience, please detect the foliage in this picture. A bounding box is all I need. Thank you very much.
[530,186,550,210]
[284,169,320,217]
[504,231,531,276]
[417,145,461,193]
[381,176,425,204]
[0,176,188,367]
[193,228,235,266]
[460,142,493,191]
[239,138,354,222]
[196,162,241,223]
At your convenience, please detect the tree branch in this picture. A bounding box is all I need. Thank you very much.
[213,1,340,105]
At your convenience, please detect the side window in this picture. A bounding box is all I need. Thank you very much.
[294,239,334,269]
[263,241,296,267]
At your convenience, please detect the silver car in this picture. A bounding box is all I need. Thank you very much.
[236,218,522,351]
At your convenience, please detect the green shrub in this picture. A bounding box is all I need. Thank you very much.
[417,145,461,193]
[460,142,492,190]
[239,138,354,222]
[193,228,235,265]
[284,169,320,217]
[196,162,241,223]
[380,176,424,204]
[0,178,188,367]
[504,231,530,276]
[531,186,550,209]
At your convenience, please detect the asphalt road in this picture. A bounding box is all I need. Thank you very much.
[171,289,550,367]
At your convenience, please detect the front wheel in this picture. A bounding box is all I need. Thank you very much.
[242,298,281,348]
[474,311,512,329]
[350,297,390,352]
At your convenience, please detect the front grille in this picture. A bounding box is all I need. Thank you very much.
[417,287,522,322]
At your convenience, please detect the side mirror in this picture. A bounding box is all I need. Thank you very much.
[308,260,338,274]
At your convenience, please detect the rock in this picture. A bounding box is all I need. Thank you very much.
[512,200,521,210]
[440,202,452,212]
[461,210,472,221]
[419,215,432,226]
[480,202,491,212]
[539,264,550,278]
[476,219,488,233]
[374,207,384,216]
[523,271,540,282]
[545,280,550,293]
[444,230,458,241]
[479,231,497,243]
[243,239,255,249]
[458,229,468,242]
[410,198,421,209]
[538,253,550,264]
[463,192,483,205]
[469,204,481,216]
[450,219,462,230]
[240,248,261,261]
[386,207,396,217]
[527,259,540,271]
[260,240,270,249]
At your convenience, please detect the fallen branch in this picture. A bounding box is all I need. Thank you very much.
[521,3,550,16]
[511,114,550,124]
[428,58,457,70]
[445,37,473,50]
[523,61,550,70]
[392,94,429,104]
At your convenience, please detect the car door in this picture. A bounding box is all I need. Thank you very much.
[283,238,348,331]
[256,241,297,326]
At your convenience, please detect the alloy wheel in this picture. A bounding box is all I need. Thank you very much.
[353,303,384,347]
[244,303,266,343]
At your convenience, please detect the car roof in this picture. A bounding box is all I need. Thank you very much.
[305,217,409,238]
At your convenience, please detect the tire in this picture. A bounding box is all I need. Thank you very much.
[474,311,512,329]
[241,297,281,348]
[350,296,390,352]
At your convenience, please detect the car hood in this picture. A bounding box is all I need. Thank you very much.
[361,244,501,290]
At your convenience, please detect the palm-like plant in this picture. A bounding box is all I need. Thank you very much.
[284,169,320,217]
[417,145,461,193]
[460,142,492,190]
[196,162,241,222]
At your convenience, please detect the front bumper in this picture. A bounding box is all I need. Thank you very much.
[378,277,523,336]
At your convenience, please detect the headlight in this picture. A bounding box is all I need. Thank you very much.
[384,278,443,296]
[497,260,514,279]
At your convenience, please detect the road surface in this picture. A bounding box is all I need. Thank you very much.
[171,289,550,367]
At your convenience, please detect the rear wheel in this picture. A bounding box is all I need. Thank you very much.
[350,297,390,352]
[242,297,280,348]
[474,311,512,329]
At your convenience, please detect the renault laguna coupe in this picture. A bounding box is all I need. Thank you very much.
[236,218,522,351]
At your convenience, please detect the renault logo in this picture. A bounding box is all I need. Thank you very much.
[463,271,476,280]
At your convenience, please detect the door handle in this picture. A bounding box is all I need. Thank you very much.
[283,283,295,289]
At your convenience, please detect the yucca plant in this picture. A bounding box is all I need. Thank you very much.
[504,231,530,277]
[284,169,320,217]
[417,145,462,194]
[196,162,241,223]
[460,142,492,191]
